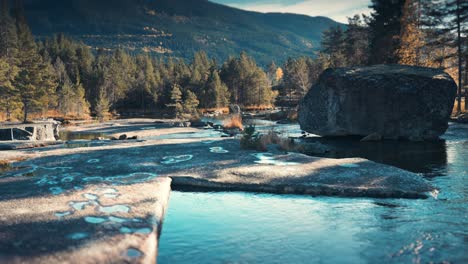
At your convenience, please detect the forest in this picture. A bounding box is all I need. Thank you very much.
[0,0,466,122]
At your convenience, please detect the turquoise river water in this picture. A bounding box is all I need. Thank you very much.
[158,123,467,263]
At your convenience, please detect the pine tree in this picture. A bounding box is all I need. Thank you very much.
[183,90,199,119]
[344,15,370,66]
[206,70,230,108]
[95,86,110,121]
[421,0,468,113]
[170,83,183,119]
[0,0,20,120]
[14,7,57,122]
[72,77,90,117]
[397,0,425,65]
[368,0,406,64]
[321,26,347,67]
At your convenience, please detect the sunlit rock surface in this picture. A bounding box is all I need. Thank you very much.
[0,119,434,199]
[0,173,171,264]
[0,121,59,141]
[298,65,457,140]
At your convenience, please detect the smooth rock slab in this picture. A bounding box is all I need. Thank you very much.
[167,151,435,199]
[0,176,171,264]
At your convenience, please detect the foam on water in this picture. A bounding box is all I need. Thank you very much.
[61,176,74,183]
[87,159,100,164]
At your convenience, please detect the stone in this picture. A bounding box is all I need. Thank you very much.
[300,141,331,154]
[229,104,241,115]
[0,121,60,141]
[360,133,383,142]
[190,121,207,128]
[298,65,457,141]
[118,134,127,140]
[0,174,171,263]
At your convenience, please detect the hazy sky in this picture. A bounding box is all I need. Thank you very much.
[210,0,372,23]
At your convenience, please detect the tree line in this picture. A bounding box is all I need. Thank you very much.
[0,3,276,122]
[1,0,466,122]
[314,0,467,112]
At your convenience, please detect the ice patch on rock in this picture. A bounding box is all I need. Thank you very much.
[67,232,89,240]
[99,204,130,214]
[252,153,300,166]
[210,147,229,153]
[161,155,193,164]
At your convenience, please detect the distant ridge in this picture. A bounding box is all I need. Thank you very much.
[21,0,342,65]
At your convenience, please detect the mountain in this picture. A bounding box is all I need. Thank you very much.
[21,0,342,65]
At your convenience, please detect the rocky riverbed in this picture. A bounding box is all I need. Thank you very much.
[0,118,439,262]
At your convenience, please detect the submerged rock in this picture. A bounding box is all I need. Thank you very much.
[360,133,383,142]
[298,65,457,141]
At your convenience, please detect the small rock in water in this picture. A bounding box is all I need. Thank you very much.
[360,133,383,142]
[118,134,127,140]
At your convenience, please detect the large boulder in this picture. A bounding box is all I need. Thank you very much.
[298,65,457,140]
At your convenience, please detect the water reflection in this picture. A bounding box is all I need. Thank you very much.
[303,137,448,175]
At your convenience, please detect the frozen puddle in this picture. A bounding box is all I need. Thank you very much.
[161,155,193,164]
[120,226,152,234]
[252,153,300,166]
[99,204,130,214]
[67,232,89,240]
[210,147,229,153]
[127,248,143,258]
[55,211,72,218]
[85,216,107,224]
[69,201,92,211]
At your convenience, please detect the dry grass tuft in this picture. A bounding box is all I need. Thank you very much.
[452,98,467,115]
[223,115,244,130]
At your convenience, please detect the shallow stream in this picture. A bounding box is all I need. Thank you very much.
[158,123,468,263]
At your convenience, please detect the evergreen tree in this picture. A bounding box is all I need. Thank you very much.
[183,90,200,119]
[397,0,425,66]
[72,76,90,117]
[205,70,230,108]
[344,15,370,66]
[368,0,406,64]
[14,7,57,122]
[95,86,110,121]
[421,0,467,113]
[170,83,183,119]
[321,26,347,67]
[0,0,20,120]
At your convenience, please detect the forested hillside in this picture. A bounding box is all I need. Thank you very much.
[21,0,340,65]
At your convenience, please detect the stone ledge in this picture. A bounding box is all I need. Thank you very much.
[0,176,171,264]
